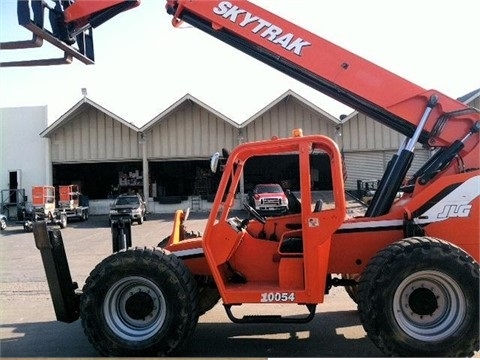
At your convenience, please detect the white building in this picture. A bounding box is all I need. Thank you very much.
[0,106,50,219]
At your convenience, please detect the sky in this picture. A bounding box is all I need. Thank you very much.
[0,0,479,127]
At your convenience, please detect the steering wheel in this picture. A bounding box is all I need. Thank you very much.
[243,202,266,224]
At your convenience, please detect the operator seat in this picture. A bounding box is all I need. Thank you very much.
[313,199,323,212]
[286,190,301,214]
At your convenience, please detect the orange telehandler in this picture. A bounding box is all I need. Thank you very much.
[5,0,478,357]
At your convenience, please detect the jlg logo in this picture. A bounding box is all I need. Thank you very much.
[437,204,472,219]
[213,1,311,56]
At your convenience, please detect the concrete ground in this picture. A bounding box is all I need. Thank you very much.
[0,213,477,357]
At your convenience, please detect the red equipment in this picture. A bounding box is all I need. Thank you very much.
[58,185,89,221]
[24,186,67,231]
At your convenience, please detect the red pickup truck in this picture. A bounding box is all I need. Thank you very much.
[248,183,289,215]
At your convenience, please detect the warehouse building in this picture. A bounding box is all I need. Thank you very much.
[39,90,343,213]
[3,88,478,215]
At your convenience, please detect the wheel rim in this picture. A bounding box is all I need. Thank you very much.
[393,270,466,342]
[104,276,167,342]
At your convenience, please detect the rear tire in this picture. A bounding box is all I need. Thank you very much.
[357,237,479,357]
[80,247,199,356]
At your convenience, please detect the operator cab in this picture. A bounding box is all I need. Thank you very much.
[203,130,346,306]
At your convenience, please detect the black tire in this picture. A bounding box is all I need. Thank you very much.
[0,218,6,231]
[357,237,479,357]
[342,273,360,304]
[59,214,67,229]
[80,247,199,356]
[195,276,220,315]
[24,222,32,232]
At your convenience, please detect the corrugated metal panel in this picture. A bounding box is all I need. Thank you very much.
[50,105,140,163]
[344,151,384,190]
[470,96,480,109]
[146,101,238,160]
[344,149,431,190]
[243,96,336,141]
[341,113,405,151]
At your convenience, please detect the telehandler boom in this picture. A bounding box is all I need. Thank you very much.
[5,0,478,357]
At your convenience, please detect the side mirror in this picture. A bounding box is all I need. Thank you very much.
[210,152,220,173]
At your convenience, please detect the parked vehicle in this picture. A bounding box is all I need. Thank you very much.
[109,193,146,225]
[248,183,288,215]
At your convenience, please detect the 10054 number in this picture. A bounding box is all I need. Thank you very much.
[260,292,295,302]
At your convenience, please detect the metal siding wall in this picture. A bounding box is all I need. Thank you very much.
[471,97,480,109]
[342,113,404,151]
[146,101,238,159]
[49,106,139,163]
[244,97,336,142]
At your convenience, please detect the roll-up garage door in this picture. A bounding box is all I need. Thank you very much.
[344,149,431,191]
[344,151,384,190]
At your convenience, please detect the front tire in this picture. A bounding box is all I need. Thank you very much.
[80,247,199,356]
[357,237,479,357]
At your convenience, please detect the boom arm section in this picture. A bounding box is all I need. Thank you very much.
[165,0,479,155]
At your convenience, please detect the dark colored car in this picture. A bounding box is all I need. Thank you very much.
[109,194,146,225]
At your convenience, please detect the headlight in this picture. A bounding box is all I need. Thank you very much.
[110,210,118,215]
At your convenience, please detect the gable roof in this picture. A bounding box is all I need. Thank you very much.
[456,88,480,104]
[241,89,339,127]
[40,97,139,137]
[140,93,239,132]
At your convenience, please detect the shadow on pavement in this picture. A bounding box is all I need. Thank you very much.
[0,309,384,357]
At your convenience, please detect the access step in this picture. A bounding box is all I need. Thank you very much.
[224,303,316,324]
